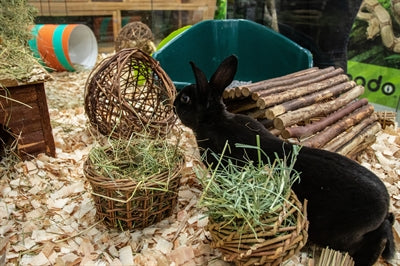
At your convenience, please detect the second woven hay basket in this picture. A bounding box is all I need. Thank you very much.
[197,143,309,265]
[207,190,308,266]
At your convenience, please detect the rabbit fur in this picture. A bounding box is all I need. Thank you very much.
[173,55,395,266]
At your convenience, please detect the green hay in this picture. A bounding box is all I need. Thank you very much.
[196,137,301,233]
[0,0,39,81]
[88,134,183,185]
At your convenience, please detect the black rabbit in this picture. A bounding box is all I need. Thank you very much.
[173,55,395,266]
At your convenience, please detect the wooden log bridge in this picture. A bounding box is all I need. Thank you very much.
[224,67,381,159]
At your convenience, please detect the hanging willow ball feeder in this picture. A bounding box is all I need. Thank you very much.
[84,48,176,139]
[115,21,156,54]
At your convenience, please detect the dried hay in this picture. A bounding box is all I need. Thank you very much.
[87,136,182,181]
[0,0,44,84]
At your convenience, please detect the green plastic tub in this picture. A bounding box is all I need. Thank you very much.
[152,19,313,90]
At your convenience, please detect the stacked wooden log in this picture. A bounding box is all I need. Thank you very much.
[223,67,382,159]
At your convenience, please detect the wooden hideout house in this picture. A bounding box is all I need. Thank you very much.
[0,74,56,160]
[27,0,217,41]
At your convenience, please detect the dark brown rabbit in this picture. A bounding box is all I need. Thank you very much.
[173,55,395,266]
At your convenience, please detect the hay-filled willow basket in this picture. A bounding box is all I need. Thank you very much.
[84,48,176,139]
[83,137,184,231]
[207,191,308,266]
[197,144,309,265]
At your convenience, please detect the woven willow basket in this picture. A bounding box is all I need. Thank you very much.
[84,48,176,139]
[84,154,183,231]
[115,21,156,54]
[207,190,308,266]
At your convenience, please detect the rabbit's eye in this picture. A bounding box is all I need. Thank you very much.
[180,94,191,104]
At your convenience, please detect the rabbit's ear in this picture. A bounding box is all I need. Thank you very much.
[190,61,209,101]
[209,55,238,95]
